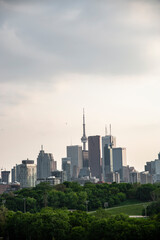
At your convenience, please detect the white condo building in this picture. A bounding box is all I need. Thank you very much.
[14,159,37,188]
[67,145,83,179]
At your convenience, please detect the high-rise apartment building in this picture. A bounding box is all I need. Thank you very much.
[144,153,160,183]
[15,159,37,188]
[37,147,57,179]
[62,157,71,181]
[88,135,102,180]
[67,145,83,179]
[1,171,10,184]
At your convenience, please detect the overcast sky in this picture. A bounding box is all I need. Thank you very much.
[0,0,160,172]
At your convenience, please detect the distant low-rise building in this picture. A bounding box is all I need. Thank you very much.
[36,176,60,186]
[0,182,20,194]
[129,171,140,184]
[106,172,120,183]
[51,170,65,183]
[140,171,153,184]
[118,166,130,183]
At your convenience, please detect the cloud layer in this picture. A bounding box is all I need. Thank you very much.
[0,0,160,171]
[0,0,160,84]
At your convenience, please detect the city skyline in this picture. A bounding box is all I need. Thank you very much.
[0,0,160,172]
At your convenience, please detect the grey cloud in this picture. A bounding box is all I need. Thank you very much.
[0,0,160,84]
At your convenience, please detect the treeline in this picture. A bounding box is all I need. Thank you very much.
[0,182,158,212]
[1,207,160,240]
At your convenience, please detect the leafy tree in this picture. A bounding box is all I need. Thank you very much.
[69,226,86,240]
[136,184,155,201]
[146,200,160,216]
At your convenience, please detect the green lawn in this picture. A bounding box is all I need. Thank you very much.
[105,202,149,216]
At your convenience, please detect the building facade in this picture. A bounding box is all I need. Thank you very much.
[62,157,71,181]
[67,145,83,179]
[37,148,57,179]
[1,171,10,184]
[88,135,102,180]
[104,144,113,178]
[102,135,116,180]
[15,159,37,188]
[112,147,127,172]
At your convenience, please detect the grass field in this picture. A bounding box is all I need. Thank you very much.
[90,201,151,217]
[105,202,150,216]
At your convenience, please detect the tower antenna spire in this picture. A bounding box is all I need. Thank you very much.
[81,108,87,150]
[105,124,108,136]
[109,124,113,148]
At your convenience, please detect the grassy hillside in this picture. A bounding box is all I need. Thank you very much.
[105,202,149,215]
[91,201,151,217]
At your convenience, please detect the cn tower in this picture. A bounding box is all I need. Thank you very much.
[81,109,88,150]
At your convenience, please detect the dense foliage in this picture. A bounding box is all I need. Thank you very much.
[0,182,158,213]
[1,183,160,239]
[0,207,160,240]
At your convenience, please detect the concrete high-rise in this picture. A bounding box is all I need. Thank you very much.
[1,171,10,184]
[15,159,37,188]
[112,148,127,172]
[37,146,57,179]
[62,157,71,181]
[88,135,102,180]
[67,145,83,179]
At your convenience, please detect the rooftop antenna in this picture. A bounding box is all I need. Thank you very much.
[41,145,43,151]
[105,124,108,136]
[110,124,113,148]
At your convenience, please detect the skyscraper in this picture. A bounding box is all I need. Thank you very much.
[104,144,113,174]
[67,145,83,179]
[102,126,116,181]
[62,157,71,181]
[15,159,37,188]
[37,146,57,179]
[88,135,102,180]
[112,148,127,172]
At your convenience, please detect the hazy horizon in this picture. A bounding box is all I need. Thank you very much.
[0,0,160,172]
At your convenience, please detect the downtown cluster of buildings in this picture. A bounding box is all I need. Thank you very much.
[0,111,159,193]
